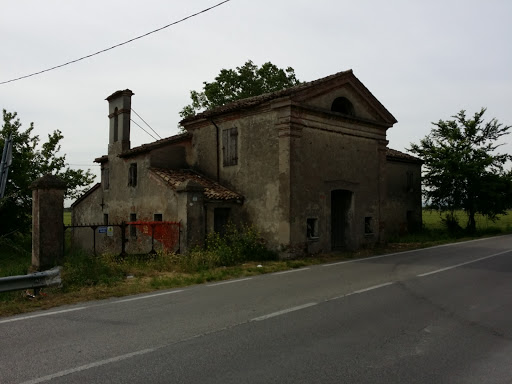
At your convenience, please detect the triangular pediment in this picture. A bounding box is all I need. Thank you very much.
[287,71,397,127]
[181,69,396,128]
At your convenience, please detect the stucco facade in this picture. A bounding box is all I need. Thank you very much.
[72,70,422,256]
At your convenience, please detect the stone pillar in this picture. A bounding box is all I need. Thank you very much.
[30,174,66,270]
[177,180,205,253]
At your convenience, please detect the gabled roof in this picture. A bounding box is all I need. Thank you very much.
[119,133,191,158]
[386,148,422,164]
[94,133,191,163]
[71,183,101,208]
[180,69,397,126]
[151,168,243,202]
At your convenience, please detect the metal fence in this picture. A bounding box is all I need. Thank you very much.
[66,221,181,256]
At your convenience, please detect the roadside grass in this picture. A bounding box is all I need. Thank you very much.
[1,211,512,317]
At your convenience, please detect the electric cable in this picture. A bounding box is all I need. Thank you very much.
[0,0,231,85]
[130,119,158,141]
[131,108,162,139]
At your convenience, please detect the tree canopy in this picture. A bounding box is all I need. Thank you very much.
[179,60,301,120]
[409,108,512,232]
[0,110,95,236]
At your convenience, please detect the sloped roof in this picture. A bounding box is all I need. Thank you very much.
[93,133,191,163]
[119,132,191,158]
[151,168,243,202]
[180,69,396,125]
[386,148,422,163]
[71,183,101,208]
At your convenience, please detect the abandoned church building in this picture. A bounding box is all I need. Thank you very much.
[71,70,422,256]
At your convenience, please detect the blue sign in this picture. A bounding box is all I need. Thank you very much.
[98,226,107,234]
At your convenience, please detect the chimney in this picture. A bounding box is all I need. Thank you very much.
[106,89,134,154]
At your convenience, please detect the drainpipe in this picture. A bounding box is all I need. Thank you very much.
[210,119,220,182]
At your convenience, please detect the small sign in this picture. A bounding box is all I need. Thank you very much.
[98,226,107,234]
[107,226,114,237]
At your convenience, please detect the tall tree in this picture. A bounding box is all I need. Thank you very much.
[0,110,95,236]
[409,108,512,232]
[180,60,301,119]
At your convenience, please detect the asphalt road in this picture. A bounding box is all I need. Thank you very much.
[2,235,512,383]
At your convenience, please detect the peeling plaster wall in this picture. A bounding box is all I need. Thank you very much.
[385,159,422,235]
[288,107,387,254]
[190,108,282,247]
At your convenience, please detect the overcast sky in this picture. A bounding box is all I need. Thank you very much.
[2,0,512,194]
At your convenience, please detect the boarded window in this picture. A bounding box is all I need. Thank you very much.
[130,213,137,238]
[222,127,238,166]
[128,163,137,187]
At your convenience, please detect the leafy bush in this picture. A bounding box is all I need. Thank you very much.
[62,251,125,289]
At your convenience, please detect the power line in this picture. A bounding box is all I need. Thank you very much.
[132,108,162,139]
[131,119,158,141]
[0,0,231,85]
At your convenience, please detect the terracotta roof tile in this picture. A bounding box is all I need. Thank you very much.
[119,133,191,158]
[151,168,243,202]
[180,69,397,125]
[386,148,422,163]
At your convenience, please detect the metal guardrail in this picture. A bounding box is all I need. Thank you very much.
[0,267,62,295]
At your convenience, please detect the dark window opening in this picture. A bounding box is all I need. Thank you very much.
[364,217,373,234]
[130,213,137,238]
[103,214,109,225]
[114,107,119,142]
[406,171,414,192]
[214,208,231,236]
[102,167,110,190]
[331,97,355,116]
[307,218,319,239]
[154,213,163,222]
[222,127,238,166]
[128,163,137,187]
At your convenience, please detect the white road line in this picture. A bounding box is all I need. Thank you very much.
[273,268,310,275]
[207,277,252,287]
[417,250,512,277]
[328,281,395,301]
[115,290,184,303]
[322,235,511,267]
[350,282,395,294]
[251,302,318,321]
[0,307,86,324]
[19,348,155,384]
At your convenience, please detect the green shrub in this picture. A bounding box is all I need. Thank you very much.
[205,224,277,265]
[62,251,125,289]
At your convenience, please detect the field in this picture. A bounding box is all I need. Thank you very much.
[422,209,512,231]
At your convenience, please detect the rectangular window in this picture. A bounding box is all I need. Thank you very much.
[406,171,413,192]
[222,127,238,166]
[128,163,137,187]
[103,214,109,225]
[154,213,163,222]
[102,167,110,190]
[214,208,231,236]
[307,218,319,239]
[364,217,373,234]
[130,213,137,238]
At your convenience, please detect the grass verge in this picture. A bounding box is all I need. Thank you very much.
[1,213,511,317]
